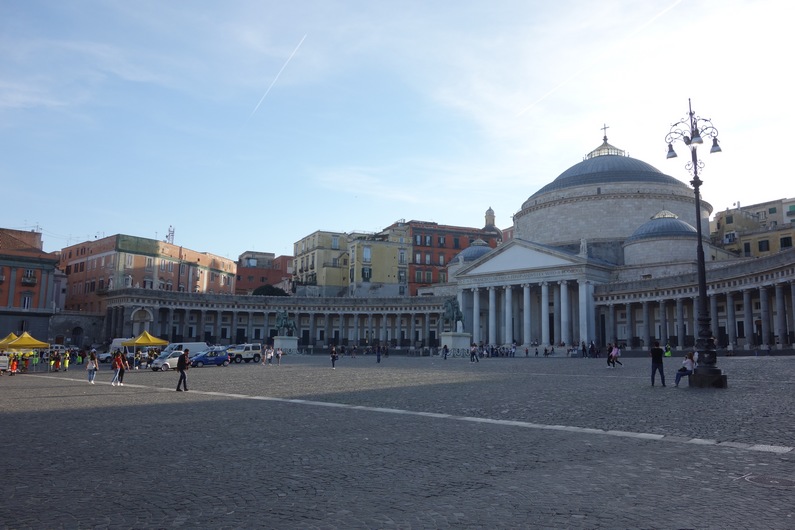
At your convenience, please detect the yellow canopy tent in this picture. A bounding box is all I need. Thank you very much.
[7,332,49,350]
[0,332,19,348]
[122,331,168,348]
[5,332,49,371]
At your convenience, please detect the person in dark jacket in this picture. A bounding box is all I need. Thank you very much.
[176,349,190,391]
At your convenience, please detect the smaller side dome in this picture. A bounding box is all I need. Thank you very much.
[453,239,493,264]
[625,210,698,243]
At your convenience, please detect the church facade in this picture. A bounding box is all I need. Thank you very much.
[449,137,795,352]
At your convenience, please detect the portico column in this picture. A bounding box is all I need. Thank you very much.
[641,301,651,350]
[367,313,373,345]
[409,313,416,347]
[743,289,754,349]
[790,282,795,346]
[396,314,403,347]
[472,288,481,345]
[559,281,570,347]
[423,313,431,347]
[199,310,207,342]
[338,314,345,345]
[608,304,616,345]
[760,286,771,349]
[522,284,531,347]
[578,280,589,345]
[488,287,497,346]
[541,282,550,347]
[626,302,634,348]
[308,313,316,346]
[710,294,719,348]
[659,300,668,346]
[675,298,685,351]
[553,283,561,346]
[726,292,737,349]
[323,313,331,346]
[775,283,786,350]
[380,313,388,344]
[504,285,513,345]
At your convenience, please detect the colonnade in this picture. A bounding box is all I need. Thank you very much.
[106,304,447,348]
[460,279,596,348]
[598,281,795,350]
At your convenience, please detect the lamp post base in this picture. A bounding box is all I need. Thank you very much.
[688,369,728,388]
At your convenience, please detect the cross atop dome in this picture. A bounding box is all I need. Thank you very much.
[585,124,627,160]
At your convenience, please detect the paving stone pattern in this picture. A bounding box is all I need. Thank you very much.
[1,354,794,529]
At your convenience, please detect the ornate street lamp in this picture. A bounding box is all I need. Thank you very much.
[665,99,727,388]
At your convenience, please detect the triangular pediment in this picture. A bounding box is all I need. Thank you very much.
[460,240,580,276]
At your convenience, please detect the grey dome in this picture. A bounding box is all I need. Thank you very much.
[625,210,699,243]
[531,154,689,197]
[454,239,492,263]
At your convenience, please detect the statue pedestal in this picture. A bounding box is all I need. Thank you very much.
[273,336,299,353]
[441,332,471,352]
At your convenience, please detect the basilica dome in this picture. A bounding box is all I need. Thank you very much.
[512,135,711,263]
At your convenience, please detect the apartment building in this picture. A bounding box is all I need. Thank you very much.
[0,228,62,338]
[235,251,293,295]
[399,209,502,296]
[711,198,795,257]
[293,231,350,297]
[347,224,410,297]
[59,234,236,314]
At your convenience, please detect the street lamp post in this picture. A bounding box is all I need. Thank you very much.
[665,99,727,388]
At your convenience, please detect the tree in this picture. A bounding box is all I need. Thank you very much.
[252,284,289,297]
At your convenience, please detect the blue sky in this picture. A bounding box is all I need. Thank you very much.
[1,0,791,259]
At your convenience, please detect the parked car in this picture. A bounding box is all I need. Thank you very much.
[227,343,262,363]
[98,352,114,363]
[150,350,184,372]
[190,349,230,367]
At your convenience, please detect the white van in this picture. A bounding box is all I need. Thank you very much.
[161,342,209,355]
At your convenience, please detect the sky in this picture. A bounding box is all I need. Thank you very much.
[1,0,792,260]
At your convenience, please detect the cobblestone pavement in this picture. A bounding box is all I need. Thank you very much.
[2,354,794,529]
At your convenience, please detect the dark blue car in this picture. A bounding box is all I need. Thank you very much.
[190,349,230,368]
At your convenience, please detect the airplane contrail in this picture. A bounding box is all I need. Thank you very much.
[249,33,307,120]
[516,0,683,117]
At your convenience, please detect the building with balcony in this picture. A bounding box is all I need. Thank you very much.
[711,198,795,257]
[59,234,236,317]
[396,211,502,296]
[235,251,293,295]
[0,228,62,339]
[347,228,409,297]
[292,231,350,297]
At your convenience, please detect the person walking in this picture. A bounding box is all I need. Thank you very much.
[650,340,666,387]
[110,352,123,386]
[469,344,480,363]
[612,345,623,367]
[176,349,190,391]
[276,348,283,366]
[376,347,381,364]
[330,347,338,369]
[606,343,615,368]
[675,352,696,387]
[117,352,130,386]
[86,350,98,384]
